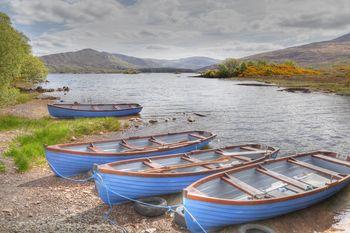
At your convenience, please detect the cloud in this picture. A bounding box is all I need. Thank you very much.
[146,45,169,50]
[279,13,350,29]
[2,0,350,59]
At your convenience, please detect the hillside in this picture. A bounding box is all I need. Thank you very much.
[244,33,350,67]
[40,49,220,73]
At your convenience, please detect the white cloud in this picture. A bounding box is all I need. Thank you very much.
[4,0,350,58]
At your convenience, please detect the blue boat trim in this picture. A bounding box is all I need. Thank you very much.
[183,151,350,232]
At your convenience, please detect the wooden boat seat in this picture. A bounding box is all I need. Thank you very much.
[241,146,259,151]
[218,150,267,157]
[221,173,268,199]
[312,154,350,167]
[149,137,167,146]
[143,159,163,169]
[256,166,312,190]
[216,150,258,162]
[119,140,152,152]
[87,143,100,152]
[189,133,206,140]
[286,185,305,193]
[143,156,227,173]
[181,155,216,169]
[120,140,134,149]
[287,158,344,179]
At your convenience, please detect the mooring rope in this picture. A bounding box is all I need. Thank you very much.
[182,206,208,233]
[47,160,94,182]
[93,172,181,211]
[47,160,207,233]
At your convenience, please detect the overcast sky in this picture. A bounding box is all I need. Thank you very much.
[1,0,350,59]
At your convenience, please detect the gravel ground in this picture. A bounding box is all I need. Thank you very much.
[0,131,186,233]
[0,99,186,233]
[0,99,53,119]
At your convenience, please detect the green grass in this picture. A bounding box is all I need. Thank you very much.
[0,161,5,173]
[0,115,51,131]
[0,88,38,108]
[2,116,121,172]
[15,92,38,104]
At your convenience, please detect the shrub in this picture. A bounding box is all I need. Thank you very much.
[202,59,320,78]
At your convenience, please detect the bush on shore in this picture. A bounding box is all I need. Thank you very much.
[1,116,121,172]
[202,59,320,78]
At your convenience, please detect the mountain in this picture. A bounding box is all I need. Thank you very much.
[40,49,220,73]
[244,33,350,67]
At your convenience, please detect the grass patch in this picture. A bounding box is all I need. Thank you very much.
[0,161,5,173]
[0,87,38,108]
[15,92,38,104]
[0,115,51,131]
[3,116,121,172]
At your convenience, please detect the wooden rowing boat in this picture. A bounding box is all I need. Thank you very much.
[45,131,216,177]
[183,151,350,232]
[94,144,279,205]
[47,103,142,118]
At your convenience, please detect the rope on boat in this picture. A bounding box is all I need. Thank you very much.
[93,172,181,211]
[47,160,94,182]
[182,206,208,233]
[47,161,128,232]
[47,161,206,232]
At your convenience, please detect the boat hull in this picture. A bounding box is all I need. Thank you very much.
[184,179,350,232]
[45,139,212,177]
[94,173,209,205]
[48,105,142,118]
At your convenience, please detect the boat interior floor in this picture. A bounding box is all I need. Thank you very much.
[109,145,274,174]
[194,154,350,200]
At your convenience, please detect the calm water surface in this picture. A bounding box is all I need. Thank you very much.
[44,73,350,232]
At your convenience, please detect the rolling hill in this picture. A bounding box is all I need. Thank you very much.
[244,33,350,67]
[40,49,220,73]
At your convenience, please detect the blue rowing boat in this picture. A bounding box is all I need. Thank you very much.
[93,144,279,205]
[183,151,350,232]
[45,131,216,177]
[47,103,143,118]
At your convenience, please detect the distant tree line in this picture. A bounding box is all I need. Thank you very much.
[202,58,320,78]
[0,12,48,106]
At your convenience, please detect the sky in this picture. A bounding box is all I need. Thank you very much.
[1,0,350,59]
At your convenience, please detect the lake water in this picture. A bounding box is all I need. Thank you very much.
[44,73,350,155]
[44,73,350,232]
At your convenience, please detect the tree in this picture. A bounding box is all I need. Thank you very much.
[0,12,47,106]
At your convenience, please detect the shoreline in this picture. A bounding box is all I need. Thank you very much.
[0,97,349,233]
[196,74,350,96]
[234,76,350,96]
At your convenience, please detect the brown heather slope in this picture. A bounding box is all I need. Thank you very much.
[244,33,350,67]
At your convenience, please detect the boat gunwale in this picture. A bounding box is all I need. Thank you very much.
[96,144,279,177]
[47,103,143,112]
[184,150,350,205]
[45,131,217,156]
